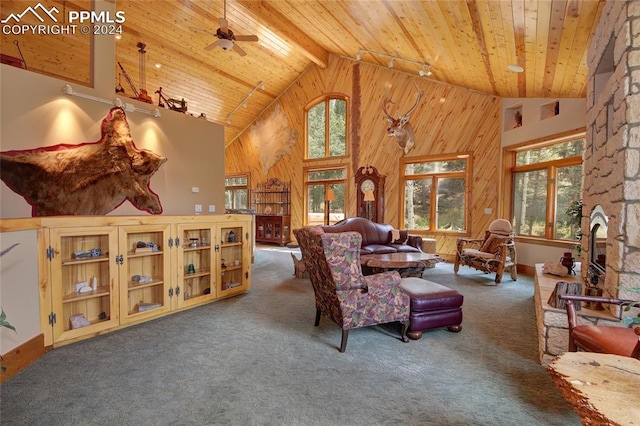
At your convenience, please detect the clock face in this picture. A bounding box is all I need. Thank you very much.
[361,178,375,193]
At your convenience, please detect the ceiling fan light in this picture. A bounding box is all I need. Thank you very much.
[218,38,234,50]
[418,68,426,77]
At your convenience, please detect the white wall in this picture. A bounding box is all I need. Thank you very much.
[0,230,40,353]
[502,98,586,267]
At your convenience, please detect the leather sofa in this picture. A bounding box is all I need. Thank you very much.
[321,217,423,255]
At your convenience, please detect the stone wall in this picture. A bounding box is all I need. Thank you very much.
[584,0,640,307]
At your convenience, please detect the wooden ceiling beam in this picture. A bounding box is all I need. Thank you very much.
[236,0,329,69]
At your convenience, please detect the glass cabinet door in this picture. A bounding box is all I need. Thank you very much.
[175,224,216,308]
[218,222,250,297]
[48,227,120,344]
[118,224,172,324]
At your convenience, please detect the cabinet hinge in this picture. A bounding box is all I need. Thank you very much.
[46,246,55,261]
[48,312,56,325]
[169,287,174,297]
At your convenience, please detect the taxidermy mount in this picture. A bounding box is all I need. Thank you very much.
[0,107,167,216]
[381,84,422,155]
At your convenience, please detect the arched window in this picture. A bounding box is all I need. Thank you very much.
[305,95,348,159]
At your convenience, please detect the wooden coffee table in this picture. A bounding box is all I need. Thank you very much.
[360,252,443,277]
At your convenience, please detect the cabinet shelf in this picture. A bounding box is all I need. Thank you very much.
[128,279,164,290]
[184,270,211,278]
[221,242,242,248]
[62,255,109,266]
[63,285,110,303]
[127,250,164,258]
[182,245,211,252]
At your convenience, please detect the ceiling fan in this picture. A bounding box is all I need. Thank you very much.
[189,0,258,56]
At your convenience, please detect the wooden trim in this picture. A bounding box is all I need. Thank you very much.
[0,333,47,384]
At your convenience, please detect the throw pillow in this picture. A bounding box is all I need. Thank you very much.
[480,233,510,255]
[392,229,408,244]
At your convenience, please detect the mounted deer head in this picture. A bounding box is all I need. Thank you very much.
[381,85,422,155]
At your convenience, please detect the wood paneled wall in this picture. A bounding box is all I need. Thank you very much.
[226,54,502,257]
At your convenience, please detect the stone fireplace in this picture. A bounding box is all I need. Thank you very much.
[583,1,640,309]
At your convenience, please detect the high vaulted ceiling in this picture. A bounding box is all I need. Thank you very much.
[2,1,606,146]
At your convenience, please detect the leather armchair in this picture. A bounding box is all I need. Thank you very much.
[559,294,640,359]
[453,219,517,284]
[293,226,410,352]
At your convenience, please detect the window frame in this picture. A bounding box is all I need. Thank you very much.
[400,153,472,234]
[303,166,348,226]
[224,173,250,211]
[502,129,585,242]
[304,94,349,160]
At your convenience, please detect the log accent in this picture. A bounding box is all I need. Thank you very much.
[548,352,640,426]
[0,333,47,384]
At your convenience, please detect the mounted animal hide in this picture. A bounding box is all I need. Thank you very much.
[249,103,298,175]
[0,107,167,216]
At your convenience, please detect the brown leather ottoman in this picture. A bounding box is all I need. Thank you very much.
[399,277,463,340]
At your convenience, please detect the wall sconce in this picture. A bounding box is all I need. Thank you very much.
[226,80,265,125]
[63,85,161,118]
[355,49,431,77]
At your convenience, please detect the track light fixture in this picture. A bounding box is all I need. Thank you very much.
[226,80,265,125]
[354,49,431,77]
[63,85,160,118]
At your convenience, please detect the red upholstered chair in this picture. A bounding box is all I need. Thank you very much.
[454,219,517,284]
[559,294,640,359]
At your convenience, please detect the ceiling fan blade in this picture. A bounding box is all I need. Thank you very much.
[232,43,247,56]
[219,17,229,33]
[204,42,218,51]
[234,35,258,42]
[189,26,217,37]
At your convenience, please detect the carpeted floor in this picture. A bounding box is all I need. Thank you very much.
[0,246,579,425]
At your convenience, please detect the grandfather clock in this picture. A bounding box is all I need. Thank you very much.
[355,166,385,223]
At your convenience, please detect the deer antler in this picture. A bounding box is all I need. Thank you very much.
[403,84,422,118]
[380,94,395,121]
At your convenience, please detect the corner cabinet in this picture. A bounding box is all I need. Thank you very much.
[252,178,291,246]
[38,215,252,347]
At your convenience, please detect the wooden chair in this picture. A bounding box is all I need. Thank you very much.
[453,219,517,284]
[559,294,640,359]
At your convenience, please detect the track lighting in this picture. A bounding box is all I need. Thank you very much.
[226,81,265,125]
[63,85,160,118]
[354,49,431,78]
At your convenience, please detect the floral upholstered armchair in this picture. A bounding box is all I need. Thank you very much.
[293,226,410,352]
[453,219,517,284]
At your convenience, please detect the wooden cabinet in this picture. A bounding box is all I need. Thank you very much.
[255,215,291,246]
[39,215,251,347]
[119,224,173,324]
[218,221,251,297]
[252,178,291,246]
[46,226,120,344]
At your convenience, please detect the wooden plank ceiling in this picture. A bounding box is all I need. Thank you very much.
[1,1,605,146]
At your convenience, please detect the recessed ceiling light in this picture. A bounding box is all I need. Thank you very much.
[508,64,524,73]
[154,63,161,69]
